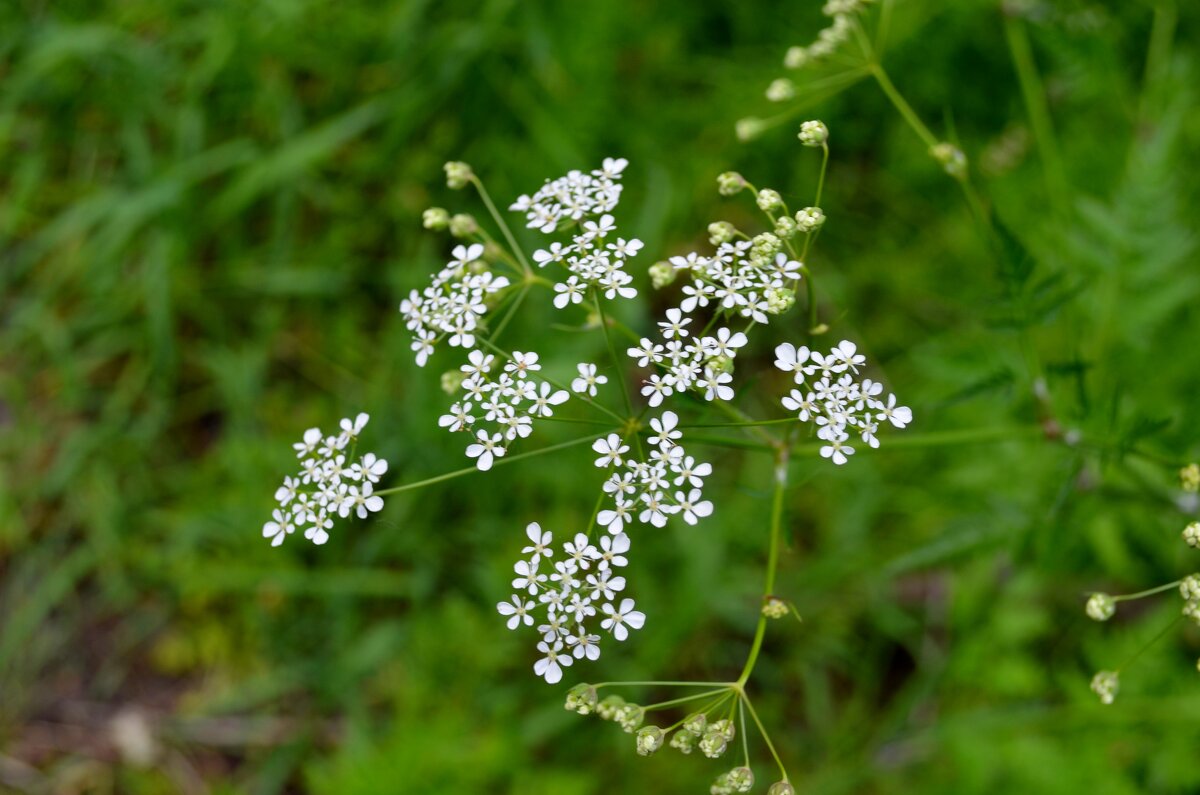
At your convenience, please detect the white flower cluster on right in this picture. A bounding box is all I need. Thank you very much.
[440,350,569,470]
[509,157,627,233]
[774,341,911,464]
[594,411,714,533]
[399,243,511,366]
[263,413,388,547]
[498,522,644,683]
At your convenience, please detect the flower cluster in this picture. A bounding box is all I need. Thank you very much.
[777,0,872,76]
[440,350,569,470]
[498,523,643,683]
[510,157,628,233]
[263,413,388,546]
[774,341,911,464]
[532,212,642,308]
[670,241,802,323]
[400,243,512,366]
[1091,670,1119,705]
[627,318,747,407]
[593,411,714,533]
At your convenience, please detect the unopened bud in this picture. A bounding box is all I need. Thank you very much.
[763,596,789,618]
[795,206,825,231]
[440,370,464,395]
[756,189,783,211]
[708,221,737,245]
[1184,522,1200,548]
[649,261,676,289]
[635,725,664,756]
[930,142,968,178]
[784,46,809,69]
[1181,463,1200,493]
[1085,593,1115,622]
[443,161,474,189]
[798,119,828,147]
[766,78,795,102]
[422,207,450,230]
[717,172,747,196]
[449,213,478,237]
[1090,670,1119,705]
[565,683,598,715]
[766,287,796,316]
[736,117,767,142]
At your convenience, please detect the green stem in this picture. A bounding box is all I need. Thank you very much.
[741,692,790,782]
[869,62,938,150]
[1110,580,1182,602]
[593,681,732,689]
[1003,13,1067,216]
[1118,614,1184,672]
[737,447,789,687]
[373,433,606,496]
[471,175,532,275]
[643,688,730,712]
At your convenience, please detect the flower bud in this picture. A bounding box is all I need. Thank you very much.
[1090,670,1119,705]
[443,161,474,189]
[708,354,735,375]
[422,207,450,230]
[565,683,598,715]
[1181,463,1200,493]
[1085,593,1115,622]
[756,189,783,212]
[682,712,708,736]
[708,221,737,245]
[736,117,767,142]
[768,782,796,795]
[1184,522,1200,549]
[1182,574,1200,602]
[635,725,664,756]
[930,142,967,178]
[1184,600,1200,625]
[699,730,728,759]
[649,261,676,289]
[670,729,696,753]
[728,767,755,792]
[717,172,747,196]
[597,694,626,721]
[750,232,782,265]
[784,46,809,69]
[440,370,464,395]
[710,773,733,795]
[774,215,798,239]
[798,119,828,147]
[795,207,825,232]
[448,213,478,238]
[766,78,795,102]
[616,703,645,733]
[766,287,796,316]
[763,596,789,619]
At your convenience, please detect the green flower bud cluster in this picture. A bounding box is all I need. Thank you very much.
[708,221,737,245]
[440,370,465,395]
[749,233,783,266]
[423,207,450,230]
[443,160,474,189]
[1085,593,1115,622]
[564,683,598,715]
[448,213,478,237]
[766,78,796,103]
[768,782,796,795]
[930,142,968,179]
[1091,670,1119,705]
[774,215,798,239]
[798,120,828,147]
[700,718,735,759]
[762,597,789,619]
[1184,521,1200,548]
[766,287,796,316]
[1182,463,1200,493]
[635,725,664,756]
[795,206,825,232]
[649,261,676,289]
[756,188,783,212]
[717,172,748,196]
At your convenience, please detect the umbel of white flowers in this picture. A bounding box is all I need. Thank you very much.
[497,523,644,683]
[263,413,388,546]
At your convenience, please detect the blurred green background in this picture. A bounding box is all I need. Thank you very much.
[3,0,1200,792]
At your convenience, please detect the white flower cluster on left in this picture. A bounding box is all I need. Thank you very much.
[264,413,389,546]
[400,243,512,367]
[440,350,570,470]
[498,522,644,683]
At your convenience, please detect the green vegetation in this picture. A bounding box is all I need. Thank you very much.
[2,0,1199,792]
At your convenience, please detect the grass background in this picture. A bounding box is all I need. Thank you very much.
[2,0,1199,792]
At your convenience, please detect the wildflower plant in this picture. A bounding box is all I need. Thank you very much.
[259,125,915,786]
